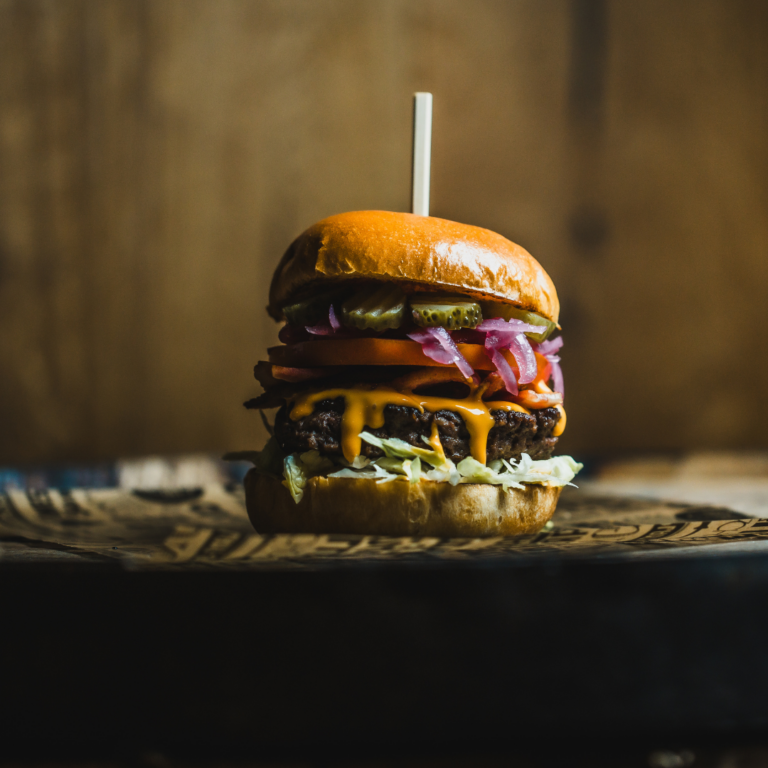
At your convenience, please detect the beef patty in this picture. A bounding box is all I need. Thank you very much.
[274,397,561,463]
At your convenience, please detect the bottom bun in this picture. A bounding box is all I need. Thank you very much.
[244,469,562,537]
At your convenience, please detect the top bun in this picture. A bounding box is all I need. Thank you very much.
[268,211,560,323]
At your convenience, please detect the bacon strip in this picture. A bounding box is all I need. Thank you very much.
[253,360,329,388]
[391,367,473,392]
[271,365,328,383]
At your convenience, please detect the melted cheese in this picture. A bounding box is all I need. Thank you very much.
[289,381,566,465]
[532,379,566,438]
[289,387,417,463]
[553,406,566,437]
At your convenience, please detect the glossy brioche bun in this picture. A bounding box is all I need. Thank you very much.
[245,469,561,537]
[268,211,560,323]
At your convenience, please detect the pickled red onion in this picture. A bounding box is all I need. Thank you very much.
[306,305,344,336]
[478,319,538,387]
[536,336,563,355]
[506,333,538,384]
[533,336,564,396]
[329,304,341,331]
[484,334,519,395]
[407,327,474,379]
[305,323,335,336]
[478,318,543,335]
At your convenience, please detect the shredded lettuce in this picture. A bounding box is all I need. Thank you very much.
[278,437,583,504]
[359,431,446,467]
[328,461,399,484]
[362,432,462,485]
[453,454,582,489]
[331,454,372,470]
[353,432,582,487]
[424,468,459,485]
[329,467,377,481]
[282,454,308,503]
[329,452,423,485]
[504,454,583,487]
[372,463,399,483]
[374,457,408,474]
[405,456,421,485]
[281,449,341,502]
[457,456,525,490]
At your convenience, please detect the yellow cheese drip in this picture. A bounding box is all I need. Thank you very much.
[553,406,566,437]
[289,387,418,464]
[288,383,563,465]
[532,379,566,437]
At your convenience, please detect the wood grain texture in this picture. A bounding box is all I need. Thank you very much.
[0,0,767,463]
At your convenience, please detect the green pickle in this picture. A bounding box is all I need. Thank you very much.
[341,284,407,330]
[410,295,483,329]
[283,288,346,326]
[481,301,556,342]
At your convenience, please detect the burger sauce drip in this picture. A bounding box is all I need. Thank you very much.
[532,379,566,438]
[288,388,417,463]
[553,406,566,437]
[288,385,543,465]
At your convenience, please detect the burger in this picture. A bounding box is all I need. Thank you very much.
[241,210,581,537]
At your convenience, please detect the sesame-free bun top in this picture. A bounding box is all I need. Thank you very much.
[267,210,560,323]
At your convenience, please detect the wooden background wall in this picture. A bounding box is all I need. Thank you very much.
[2,0,768,464]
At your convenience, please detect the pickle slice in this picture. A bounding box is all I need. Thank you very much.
[282,288,346,327]
[480,302,556,342]
[411,295,483,329]
[341,284,407,330]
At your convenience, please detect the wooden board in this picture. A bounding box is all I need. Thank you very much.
[1,0,768,463]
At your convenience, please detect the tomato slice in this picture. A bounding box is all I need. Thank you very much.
[268,338,518,371]
[531,352,552,387]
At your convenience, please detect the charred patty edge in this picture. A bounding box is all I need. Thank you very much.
[274,399,560,463]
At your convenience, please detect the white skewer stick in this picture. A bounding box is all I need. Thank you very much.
[411,92,433,216]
